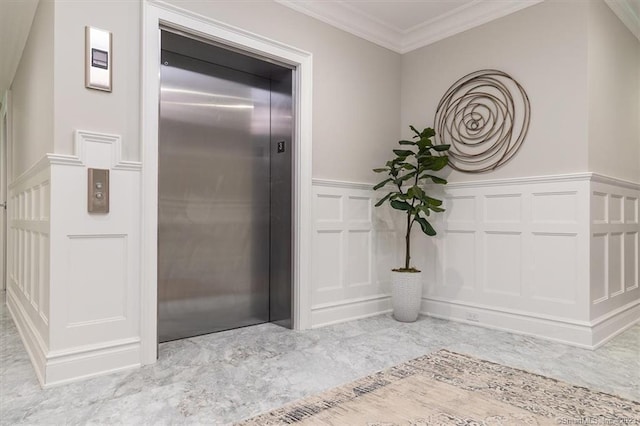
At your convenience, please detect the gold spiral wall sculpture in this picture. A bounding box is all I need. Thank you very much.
[434,69,531,173]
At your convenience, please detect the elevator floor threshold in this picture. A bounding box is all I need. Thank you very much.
[159,294,268,342]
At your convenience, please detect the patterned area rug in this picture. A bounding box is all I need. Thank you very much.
[239,350,640,425]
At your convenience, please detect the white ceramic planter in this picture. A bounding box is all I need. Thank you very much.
[391,270,423,322]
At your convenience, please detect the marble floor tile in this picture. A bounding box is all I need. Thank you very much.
[1,296,638,425]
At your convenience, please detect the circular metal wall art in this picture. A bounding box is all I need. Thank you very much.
[434,69,531,173]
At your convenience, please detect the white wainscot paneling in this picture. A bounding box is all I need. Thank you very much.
[311,181,397,327]
[44,130,142,386]
[592,192,608,224]
[423,175,598,348]
[316,194,342,222]
[67,235,127,326]
[591,233,607,303]
[483,232,522,297]
[347,196,371,222]
[624,197,638,224]
[530,233,578,304]
[608,233,624,297]
[610,195,624,224]
[625,232,638,291]
[6,157,51,385]
[589,177,640,344]
[485,195,521,224]
[446,196,475,225]
[532,191,578,224]
[440,231,476,293]
[313,230,343,297]
[346,230,371,286]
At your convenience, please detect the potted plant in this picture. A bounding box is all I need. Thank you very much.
[373,125,450,322]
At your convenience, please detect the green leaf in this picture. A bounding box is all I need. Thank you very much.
[409,125,421,137]
[417,138,431,151]
[430,206,445,213]
[426,156,449,171]
[372,167,388,173]
[420,128,436,139]
[415,217,436,236]
[426,196,443,207]
[375,192,393,207]
[393,149,414,157]
[418,205,431,216]
[398,140,415,145]
[432,144,450,152]
[373,178,392,190]
[390,200,412,211]
[408,185,426,199]
[418,174,447,184]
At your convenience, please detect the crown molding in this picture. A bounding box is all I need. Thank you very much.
[274,0,404,52]
[605,0,640,41]
[402,0,544,53]
[275,0,543,54]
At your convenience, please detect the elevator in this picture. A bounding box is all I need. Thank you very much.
[158,30,293,343]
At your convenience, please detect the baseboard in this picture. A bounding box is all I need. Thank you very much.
[590,300,640,349]
[6,288,48,386]
[43,338,141,387]
[311,294,391,328]
[421,298,595,349]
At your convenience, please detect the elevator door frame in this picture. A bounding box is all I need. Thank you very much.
[141,2,313,365]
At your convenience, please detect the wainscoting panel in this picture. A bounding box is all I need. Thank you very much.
[6,157,52,384]
[311,180,398,326]
[312,174,638,348]
[423,176,590,326]
[589,177,640,326]
[66,235,128,326]
[45,130,142,386]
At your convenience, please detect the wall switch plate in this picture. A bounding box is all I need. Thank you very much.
[88,168,109,213]
[85,26,112,92]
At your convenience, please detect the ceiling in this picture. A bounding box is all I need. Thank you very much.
[0,0,638,95]
[277,0,640,53]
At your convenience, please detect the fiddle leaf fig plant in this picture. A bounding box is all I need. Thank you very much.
[373,125,450,272]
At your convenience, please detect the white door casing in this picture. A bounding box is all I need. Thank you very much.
[141,0,313,364]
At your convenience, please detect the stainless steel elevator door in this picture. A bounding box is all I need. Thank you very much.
[158,50,272,342]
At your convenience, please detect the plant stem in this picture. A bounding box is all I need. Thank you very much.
[405,212,411,269]
[404,154,421,270]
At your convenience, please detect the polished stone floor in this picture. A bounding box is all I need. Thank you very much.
[1,295,638,425]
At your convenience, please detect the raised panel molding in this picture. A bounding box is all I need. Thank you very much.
[7,153,52,384]
[483,232,522,297]
[312,174,639,348]
[590,178,640,323]
[625,232,638,291]
[48,130,142,380]
[530,233,578,304]
[532,191,578,224]
[484,194,521,224]
[625,197,638,224]
[66,235,128,327]
[593,192,608,224]
[311,181,396,326]
[6,130,143,387]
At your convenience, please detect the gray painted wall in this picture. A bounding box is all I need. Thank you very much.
[588,0,640,183]
[10,0,54,180]
[401,0,591,182]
